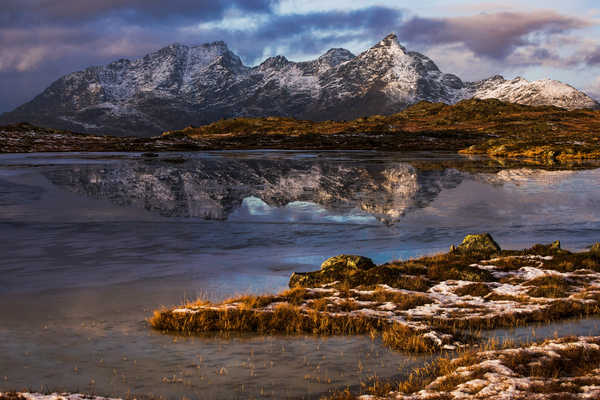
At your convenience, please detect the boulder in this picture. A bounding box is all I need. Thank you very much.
[590,243,600,254]
[457,233,501,254]
[289,255,375,288]
[320,254,375,272]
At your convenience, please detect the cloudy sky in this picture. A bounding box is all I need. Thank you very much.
[2,0,600,113]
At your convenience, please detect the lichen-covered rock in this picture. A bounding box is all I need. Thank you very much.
[289,255,375,288]
[457,233,501,254]
[590,243,600,254]
[288,271,315,288]
[320,255,375,272]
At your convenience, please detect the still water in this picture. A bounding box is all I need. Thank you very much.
[1,151,599,398]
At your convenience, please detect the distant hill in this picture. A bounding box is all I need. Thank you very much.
[3,99,600,163]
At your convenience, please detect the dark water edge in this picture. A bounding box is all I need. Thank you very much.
[1,151,600,399]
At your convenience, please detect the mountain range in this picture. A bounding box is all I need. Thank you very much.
[1,33,598,137]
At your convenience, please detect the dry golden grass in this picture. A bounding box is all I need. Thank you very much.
[526,275,572,298]
[160,99,600,164]
[355,287,433,310]
[151,240,600,360]
[150,303,444,353]
[453,283,492,297]
[350,336,600,399]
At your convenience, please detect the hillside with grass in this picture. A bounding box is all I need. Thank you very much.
[163,99,600,162]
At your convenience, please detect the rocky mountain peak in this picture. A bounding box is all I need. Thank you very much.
[258,55,291,71]
[375,33,407,52]
[2,33,598,136]
[317,48,355,67]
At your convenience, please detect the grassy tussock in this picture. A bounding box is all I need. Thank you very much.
[150,304,441,353]
[431,300,599,331]
[151,240,600,359]
[350,337,600,399]
[355,287,433,310]
[526,275,572,298]
[453,283,491,297]
[151,303,380,336]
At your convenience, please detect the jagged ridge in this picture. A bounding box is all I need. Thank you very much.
[1,34,597,136]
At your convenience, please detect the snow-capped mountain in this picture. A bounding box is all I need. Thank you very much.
[1,34,597,136]
[465,75,599,110]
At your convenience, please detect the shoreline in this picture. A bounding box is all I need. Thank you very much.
[2,100,600,169]
[151,235,600,352]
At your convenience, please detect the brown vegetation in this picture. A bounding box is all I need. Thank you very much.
[330,336,600,399]
[162,99,600,163]
[150,236,600,356]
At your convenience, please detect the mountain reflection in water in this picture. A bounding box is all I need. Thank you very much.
[42,157,464,224]
[2,152,600,399]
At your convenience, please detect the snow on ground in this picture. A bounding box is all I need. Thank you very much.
[165,252,600,350]
[367,336,600,399]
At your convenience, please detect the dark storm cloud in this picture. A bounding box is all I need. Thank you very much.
[255,7,401,40]
[397,11,590,60]
[0,4,404,112]
[0,4,597,114]
[203,7,404,61]
[1,0,276,26]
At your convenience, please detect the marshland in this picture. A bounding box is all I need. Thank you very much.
[2,150,600,399]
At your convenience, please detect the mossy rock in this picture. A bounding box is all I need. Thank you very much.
[289,271,322,288]
[590,243,600,254]
[457,233,501,254]
[289,255,375,288]
[528,241,568,256]
[320,255,375,272]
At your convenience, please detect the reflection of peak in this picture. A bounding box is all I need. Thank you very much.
[43,158,464,223]
[479,168,577,187]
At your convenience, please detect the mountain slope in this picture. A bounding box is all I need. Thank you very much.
[1,34,597,136]
[466,75,599,110]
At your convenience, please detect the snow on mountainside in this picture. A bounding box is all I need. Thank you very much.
[465,75,599,110]
[1,34,597,136]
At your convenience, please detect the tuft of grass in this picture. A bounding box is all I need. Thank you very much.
[151,239,600,360]
[526,275,572,298]
[454,283,492,297]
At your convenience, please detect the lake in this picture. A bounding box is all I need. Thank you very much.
[1,151,600,398]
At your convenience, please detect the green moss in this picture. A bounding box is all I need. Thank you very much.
[457,233,501,255]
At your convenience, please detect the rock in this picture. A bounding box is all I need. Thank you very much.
[457,233,501,254]
[320,255,375,273]
[590,243,600,254]
[550,240,561,250]
[289,272,312,288]
[289,255,375,288]
[449,244,457,253]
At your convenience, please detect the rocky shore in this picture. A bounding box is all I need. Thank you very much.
[0,123,202,153]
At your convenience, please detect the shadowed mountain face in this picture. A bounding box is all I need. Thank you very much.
[42,157,463,224]
[1,34,597,136]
